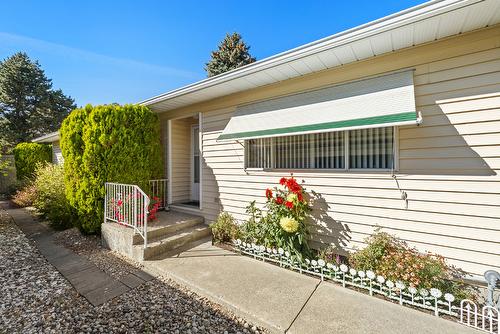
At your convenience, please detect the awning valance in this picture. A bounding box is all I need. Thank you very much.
[218,70,421,141]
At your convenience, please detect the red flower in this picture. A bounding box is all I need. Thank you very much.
[117,200,123,206]
[297,193,303,202]
[285,177,302,194]
[279,177,287,185]
[276,197,284,205]
[285,201,294,209]
[265,188,273,199]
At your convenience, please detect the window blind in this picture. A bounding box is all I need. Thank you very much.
[349,127,394,169]
[245,127,394,170]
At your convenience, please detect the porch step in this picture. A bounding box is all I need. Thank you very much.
[102,210,211,262]
[139,224,212,260]
[132,211,204,245]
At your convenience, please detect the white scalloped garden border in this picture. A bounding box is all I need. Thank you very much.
[233,239,499,334]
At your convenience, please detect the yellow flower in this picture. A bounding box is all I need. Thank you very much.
[286,193,297,202]
[280,216,299,233]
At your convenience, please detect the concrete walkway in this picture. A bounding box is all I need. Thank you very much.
[143,241,478,334]
[2,204,153,306]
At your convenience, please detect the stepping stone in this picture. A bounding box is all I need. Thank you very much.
[57,258,95,275]
[120,273,145,289]
[133,270,155,282]
[67,267,112,293]
[84,280,130,307]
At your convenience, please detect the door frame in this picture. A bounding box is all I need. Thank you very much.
[166,113,203,210]
[167,119,172,205]
[198,112,203,210]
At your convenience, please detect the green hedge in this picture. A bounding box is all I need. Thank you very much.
[13,142,52,180]
[60,104,163,234]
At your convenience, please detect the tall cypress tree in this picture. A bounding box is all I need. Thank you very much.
[205,33,256,77]
[0,52,75,150]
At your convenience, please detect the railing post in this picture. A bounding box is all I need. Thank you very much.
[133,187,137,230]
[144,196,149,248]
[164,179,167,210]
[104,183,108,225]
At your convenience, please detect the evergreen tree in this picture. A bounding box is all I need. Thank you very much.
[205,33,256,77]
[0,52,75,150]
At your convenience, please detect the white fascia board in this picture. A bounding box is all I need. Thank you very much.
[32,131,60,143]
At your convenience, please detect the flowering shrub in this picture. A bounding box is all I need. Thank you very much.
[349,229,473,299]
[33,163,76,230]
[148,196,161,221]
[12,183,38,207]
[240,175,312,260]
[111,193,161,225]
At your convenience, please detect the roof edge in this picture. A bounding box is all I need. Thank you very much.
[32,131,60,143]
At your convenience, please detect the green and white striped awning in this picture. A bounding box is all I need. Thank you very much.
[218,70,421,141]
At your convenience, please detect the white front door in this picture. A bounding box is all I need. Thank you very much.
[190,125,200,202]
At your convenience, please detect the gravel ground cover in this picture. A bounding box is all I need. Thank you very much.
[53,227,142,280]
[0,207,266,334]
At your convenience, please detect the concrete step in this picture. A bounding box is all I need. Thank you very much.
[139,224,212,260]
[132,211,204,245]
[149,236,213,260]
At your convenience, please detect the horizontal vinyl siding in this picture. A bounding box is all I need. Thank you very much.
[161,26,500,278]
[52,141,64,165]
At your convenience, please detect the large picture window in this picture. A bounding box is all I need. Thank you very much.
[245,127,395,170]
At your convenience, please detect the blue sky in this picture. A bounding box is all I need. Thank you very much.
[1,0,426,106]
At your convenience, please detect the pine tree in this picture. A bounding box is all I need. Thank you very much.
[205,33,256,77]
[0,52,75,150]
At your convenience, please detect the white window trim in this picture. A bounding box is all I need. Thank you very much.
[243,126,399,172]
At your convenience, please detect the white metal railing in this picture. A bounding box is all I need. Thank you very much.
[460,300,499,333]
[104,182,150,247]
[149,179,168,210]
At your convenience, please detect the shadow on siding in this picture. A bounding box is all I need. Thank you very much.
[308,190,351,255]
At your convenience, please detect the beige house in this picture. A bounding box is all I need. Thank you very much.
[32,131,63,165]
[137,0,500,280]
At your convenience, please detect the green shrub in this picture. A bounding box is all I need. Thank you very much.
[60,104,163,234]
[13,142,51,180]
[349,229,473,299]
[210,212,240,243]
[33,163,76,230]
[239,201,266,243]
[12,183,37,207]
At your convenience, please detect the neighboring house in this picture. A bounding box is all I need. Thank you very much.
[32,131,63,165]
[136,0,500,280]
